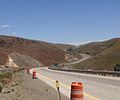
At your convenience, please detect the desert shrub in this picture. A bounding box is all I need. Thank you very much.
[0,72,12,86]
[0,83,3,93]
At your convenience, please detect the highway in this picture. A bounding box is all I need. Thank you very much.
[66,54,91,65]
[30,67,120,100]
[64,53,91,69]
[71,54,91,64]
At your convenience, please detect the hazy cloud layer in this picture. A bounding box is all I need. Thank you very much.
[0,25,11,28]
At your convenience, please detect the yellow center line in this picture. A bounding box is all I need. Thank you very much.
[36,72,100,100]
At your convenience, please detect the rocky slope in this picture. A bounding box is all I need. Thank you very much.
[0,35,65,67]
[0,48,8,65]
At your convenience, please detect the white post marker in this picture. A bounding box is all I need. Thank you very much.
[56,80,61,100]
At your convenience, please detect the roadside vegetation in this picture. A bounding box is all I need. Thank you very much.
[0,72,13,93]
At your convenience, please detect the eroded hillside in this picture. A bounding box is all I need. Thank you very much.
[0,35,65,67]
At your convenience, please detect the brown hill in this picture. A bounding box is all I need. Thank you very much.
[0,48,8,65]
[0,35,65,67]
[68,38,119,56]
[54,43,75,51]
[72,38,120,70]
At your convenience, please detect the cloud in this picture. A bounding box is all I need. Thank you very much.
[0,25,11,28]
[12,32,17,35]
[66,41,92,46]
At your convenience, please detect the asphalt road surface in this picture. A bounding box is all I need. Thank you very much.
[30,67,120,100]
[66,54,91,65]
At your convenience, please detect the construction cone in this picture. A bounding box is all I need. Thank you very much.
[70,82,83,100]
[32,71,37,79]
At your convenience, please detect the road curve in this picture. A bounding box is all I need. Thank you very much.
[64,54,91,69]
[30,67,120,100]
[69,54,91,65]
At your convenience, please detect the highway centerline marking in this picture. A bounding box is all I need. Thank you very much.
[35,71,99,100]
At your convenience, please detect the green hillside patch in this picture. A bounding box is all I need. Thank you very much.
[72,38,120,71]
[68,38,119,56]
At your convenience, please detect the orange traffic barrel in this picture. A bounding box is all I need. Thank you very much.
[32,71,37,79]
[70,82,83,100]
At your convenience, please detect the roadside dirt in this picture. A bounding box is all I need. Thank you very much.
[0,70,69,100]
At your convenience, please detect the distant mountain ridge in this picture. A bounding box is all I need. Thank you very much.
[0,35,65,67]
[68,38,120,56]
[54,43,75,51]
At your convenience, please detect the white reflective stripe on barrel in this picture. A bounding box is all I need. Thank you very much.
[71,98,83,100]
[71,90,83,94]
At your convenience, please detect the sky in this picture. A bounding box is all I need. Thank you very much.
[0,0,120,45]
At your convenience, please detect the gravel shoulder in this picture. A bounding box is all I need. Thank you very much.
[0,70,69,100]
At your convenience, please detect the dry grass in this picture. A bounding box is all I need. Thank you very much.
[72,38,120,70]
[71,38,119,56]
[0,72,12,86]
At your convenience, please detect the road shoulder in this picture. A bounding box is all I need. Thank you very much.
[0,70,69,100]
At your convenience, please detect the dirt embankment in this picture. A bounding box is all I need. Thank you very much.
[0,70,69,100]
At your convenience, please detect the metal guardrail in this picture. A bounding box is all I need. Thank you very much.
[48,67,120,77]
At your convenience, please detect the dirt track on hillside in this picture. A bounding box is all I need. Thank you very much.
[0,70,69,100]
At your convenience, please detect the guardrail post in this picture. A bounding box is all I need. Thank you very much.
[56,80,61,100]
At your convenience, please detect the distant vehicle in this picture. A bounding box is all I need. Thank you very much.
[114,64,120,71]
[54,63,58,66]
